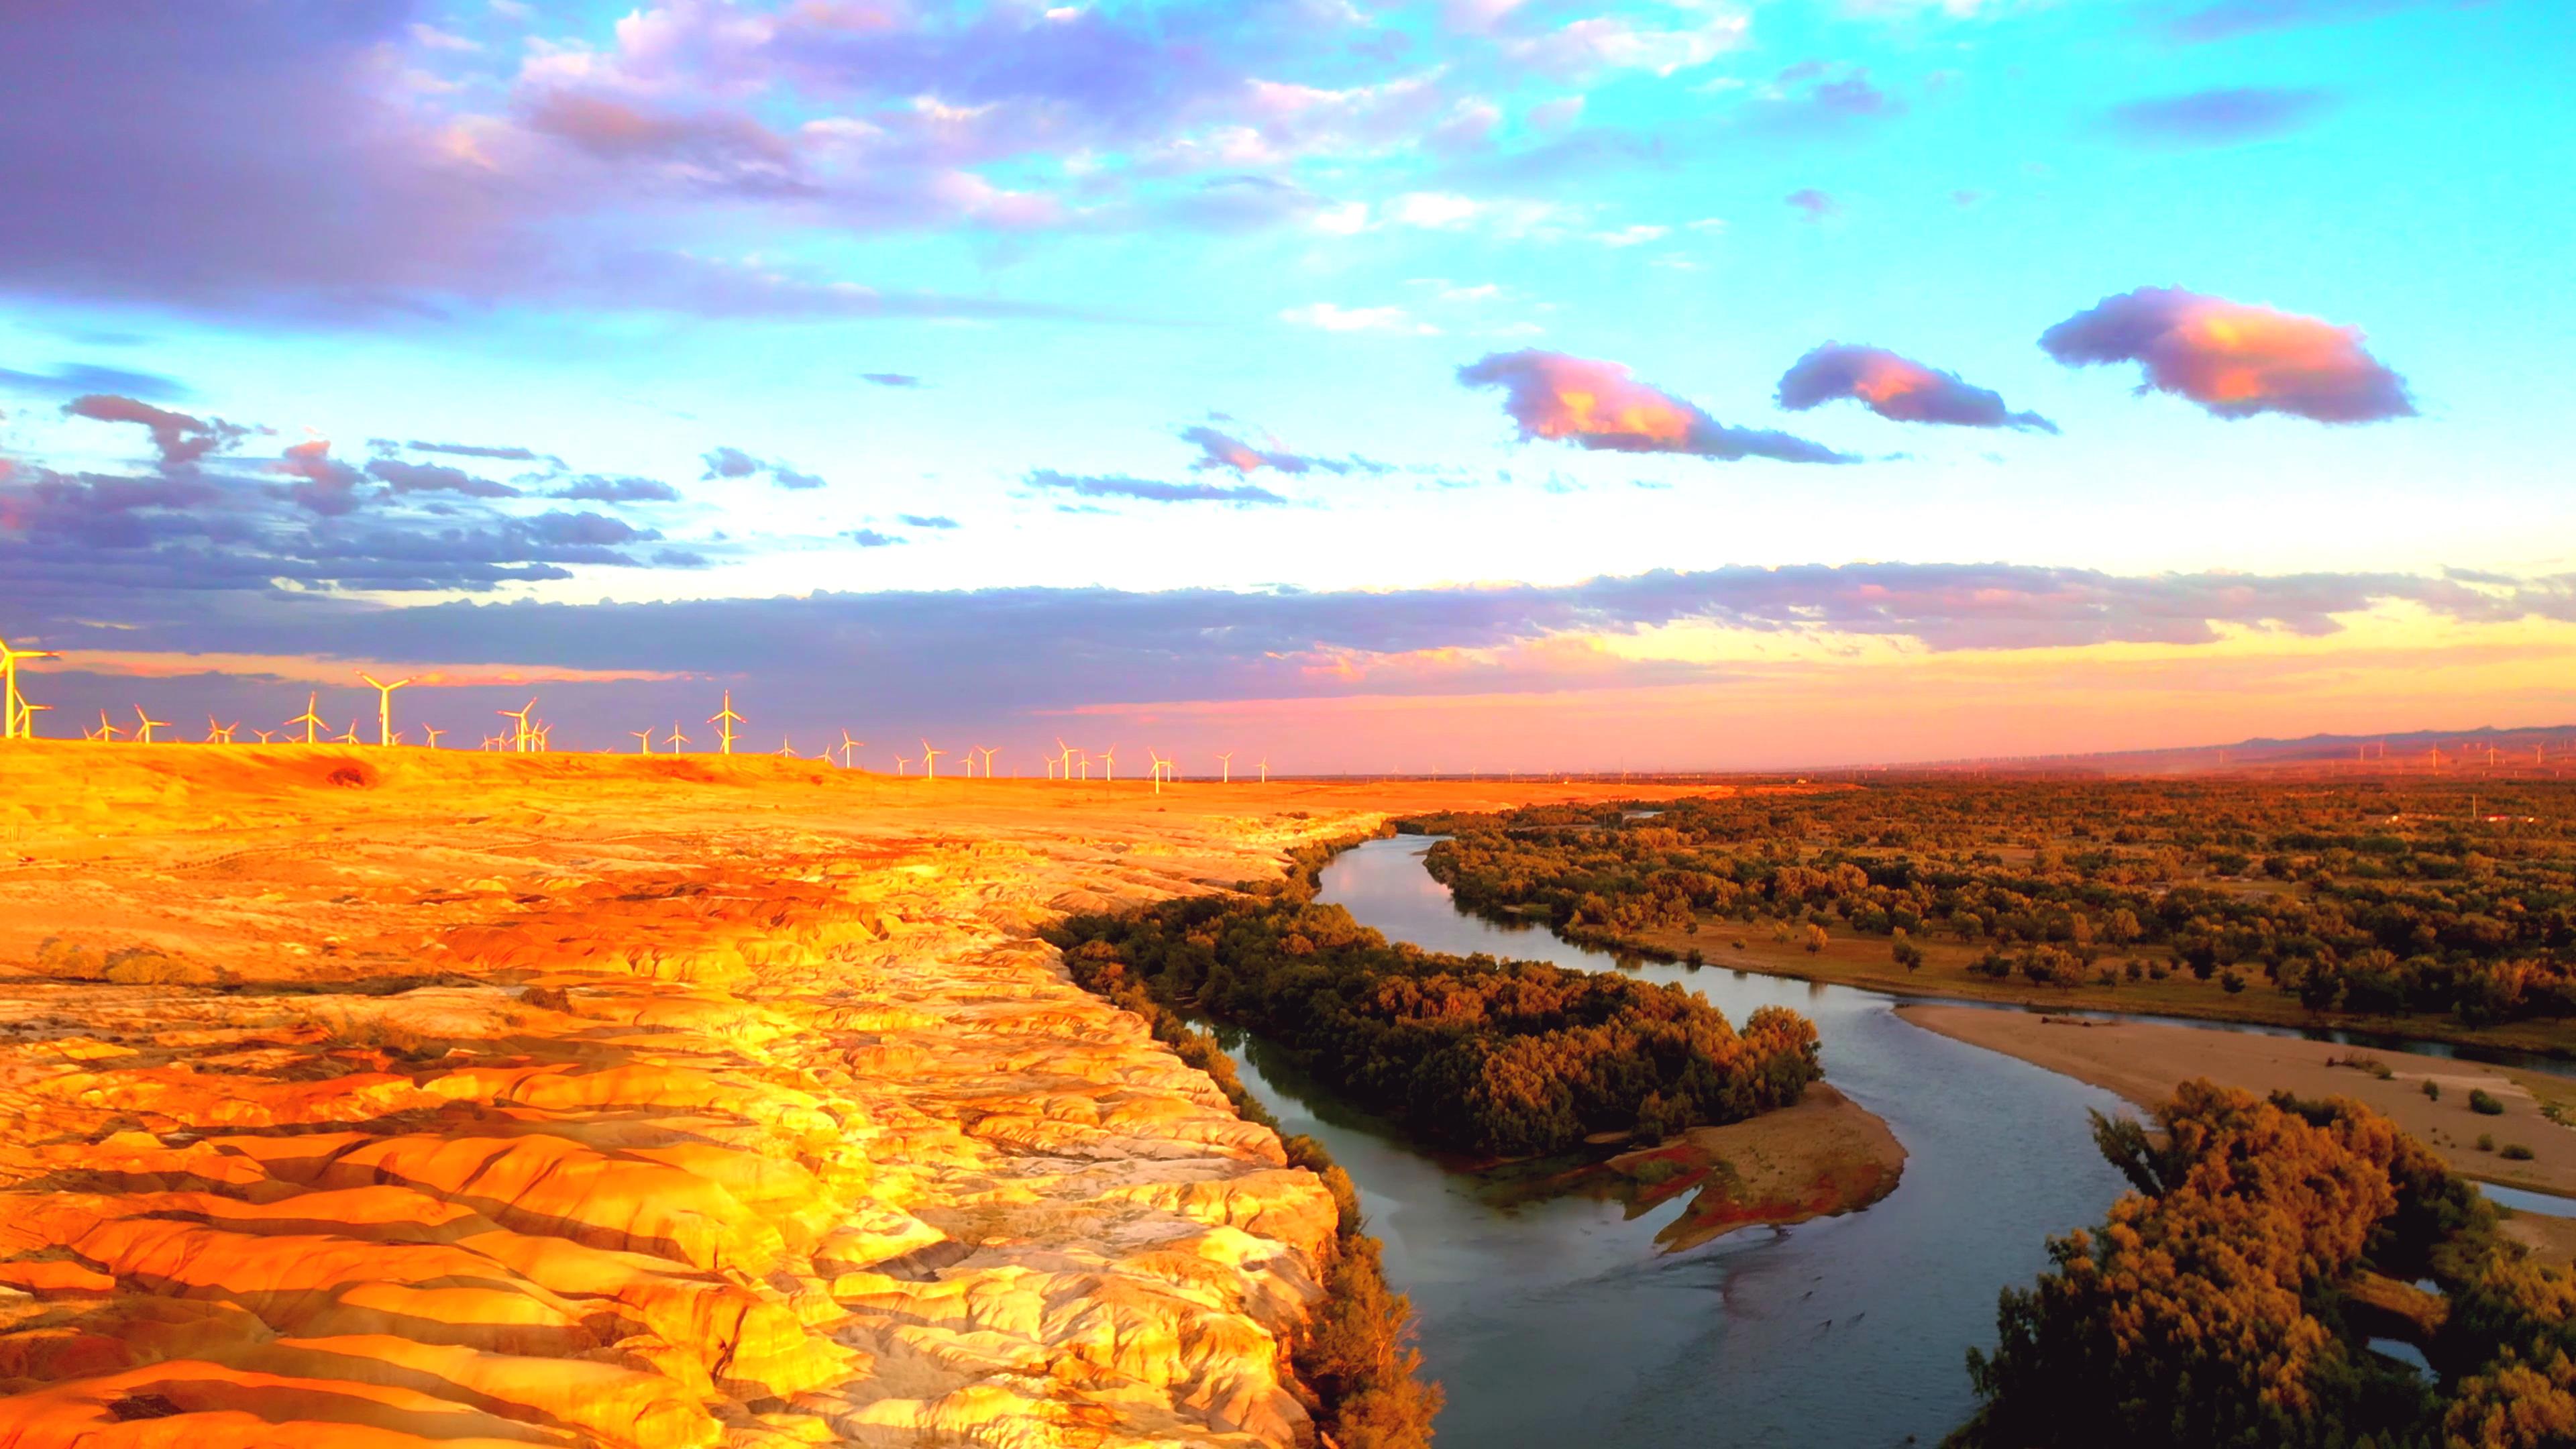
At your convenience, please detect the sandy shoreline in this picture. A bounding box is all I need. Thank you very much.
[1898,1004,2576,1212]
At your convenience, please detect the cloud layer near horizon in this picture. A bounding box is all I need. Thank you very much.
[1458,350,1853,464]
[2039,287,2414,424]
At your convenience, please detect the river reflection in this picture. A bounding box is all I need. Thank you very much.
[1214,835,2137,1449]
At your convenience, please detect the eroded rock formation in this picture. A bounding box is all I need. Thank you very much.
[0,748,1575,1448]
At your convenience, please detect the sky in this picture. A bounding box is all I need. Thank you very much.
[2,0,2571,772]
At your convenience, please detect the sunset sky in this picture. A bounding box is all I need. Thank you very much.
[3,0,2569,770]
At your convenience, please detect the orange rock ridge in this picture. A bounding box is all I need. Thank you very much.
[0,744,1689,1448]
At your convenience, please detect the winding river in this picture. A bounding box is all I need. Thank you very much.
[1220,836,2137,1448]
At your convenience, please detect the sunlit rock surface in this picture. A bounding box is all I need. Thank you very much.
[0,745,1667,1448]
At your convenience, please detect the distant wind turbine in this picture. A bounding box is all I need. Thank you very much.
[1097,745,1116,784]
[1148,750,1170,795]
[358,672,411,747]
[132,704,172,744]
[920,739,945,780]
[895,754,912,775]
[0,637,61,741]
[12,701,48,739]
[422,725,445,749]
[89,709,123,743]
[708,690,745,755]
[1216,751,1233,784]
[498,699,536,753]
[667,721,690,752]
[975,744,998,778]
[286,693,327,745]
[631,728,655,753]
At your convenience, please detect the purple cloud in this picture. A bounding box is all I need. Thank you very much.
[1785,188,1839,221]
[1776,345,2057,433]
[1025,470,1287,505]
[702,445,825,490]
[846,529,906,548]
[2159,0,2442,44]
[898,513,961,529]
[1,363,191,400]
[2104,87,2334,147]
[60,394,246,470]
[1746,64,1906,136]
[366,458,521,498]
[2039,286,2414,423]
[862,373,924,388]
[1458,351,1856,464]
[553,475,682,503]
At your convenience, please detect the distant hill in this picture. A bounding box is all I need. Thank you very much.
[1888,722,2576,779]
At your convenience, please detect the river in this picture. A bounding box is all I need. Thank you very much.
[1219,835,2137,1448]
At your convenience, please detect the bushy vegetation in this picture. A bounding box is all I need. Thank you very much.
[1409,778,2576,1034]
[1952,1081,2576,1448]
[1054,886,1820,1159]
[1067,912,1442,1447]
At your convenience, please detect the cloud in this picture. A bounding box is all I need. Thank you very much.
[861,372,924,388]
[2102,87,2334,147]
[2039,286,2414,423]
[898,513,961,529]
[276,439,368,516]
[845,529,906,547]
[1457,350,1856,464]
[60,394,246,470]
[2157,0,2438,44]
[1025,470,1288,504]
[0,363,191,400]
[401,439,554,462]
[551,474,682,502]
[1501,8,1752,78]
[1279,302,1434,333]
[1743,63,1905,135]
[366,458,522,497]
[1784,187,1839,220]
[702,444,826,488]
[1776,343,2057,432]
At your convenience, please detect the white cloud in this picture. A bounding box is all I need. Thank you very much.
[1591,223,1669,246]
[1279,303,1439,334]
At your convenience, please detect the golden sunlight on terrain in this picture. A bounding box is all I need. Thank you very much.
[0,746,1695,1449]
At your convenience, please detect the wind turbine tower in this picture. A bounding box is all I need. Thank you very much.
[920,740,944,780]
[1216,751,1233,784]
[709,691,744,755]
[131,705,172,744]
[287,693,327,744]
[358,673,412,746]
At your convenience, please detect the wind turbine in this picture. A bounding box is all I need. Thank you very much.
[203,715,229,743]
[895,753,912,776]
[975,745,998,778]
[422,725,445,749]
[286,692,327,744]
[630,728,655,753]
[13,702,49,739]
[132,704,172,744]
[667,720,690,753]
[708,690,745,755]
[498,699,536,753]
[1055,738,1075,782]
[920,739,944,780]
[337,719,362,745]
[1258,755,1269,784]
[254,729,275,744]
[1097,745,1116,783]
[1216,751,1233,784]
[0,637,60,741]
[839,731,866,768]
[1148,750,1171,795]
[89,709,123,742]
[358,672,411,746]
[776,735,798,757]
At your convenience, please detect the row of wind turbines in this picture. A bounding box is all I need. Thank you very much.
[1,642,1269,786]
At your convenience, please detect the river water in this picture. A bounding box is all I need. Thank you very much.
[1219,835,2136,1448]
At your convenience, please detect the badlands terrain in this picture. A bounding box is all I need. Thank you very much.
[0,744,1693,1449]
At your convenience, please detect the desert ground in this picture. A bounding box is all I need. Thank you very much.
[0,742,1719,1449]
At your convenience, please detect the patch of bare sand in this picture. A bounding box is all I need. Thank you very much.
[1595,1083,1906,1253]
[0,742,1715,1449]
[1898,1004,2576,1218]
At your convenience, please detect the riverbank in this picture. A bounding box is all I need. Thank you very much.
[1898,1004,2576,1212]
[1610,918,2576,1061]
[0,743,1683,1449]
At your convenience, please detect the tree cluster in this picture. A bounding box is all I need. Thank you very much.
[1051,885,1821,1161]
[1411,779,2576,1030]
[1954,1081,2576,1449]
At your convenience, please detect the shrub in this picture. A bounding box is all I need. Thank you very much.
[2469,1089,2506,1116]
[2477,1134,2496,1152]
[2423,1080,2441,1102]
[2500,1143,2535,1161]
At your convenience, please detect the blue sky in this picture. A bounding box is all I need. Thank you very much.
[1,0,2569,769]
